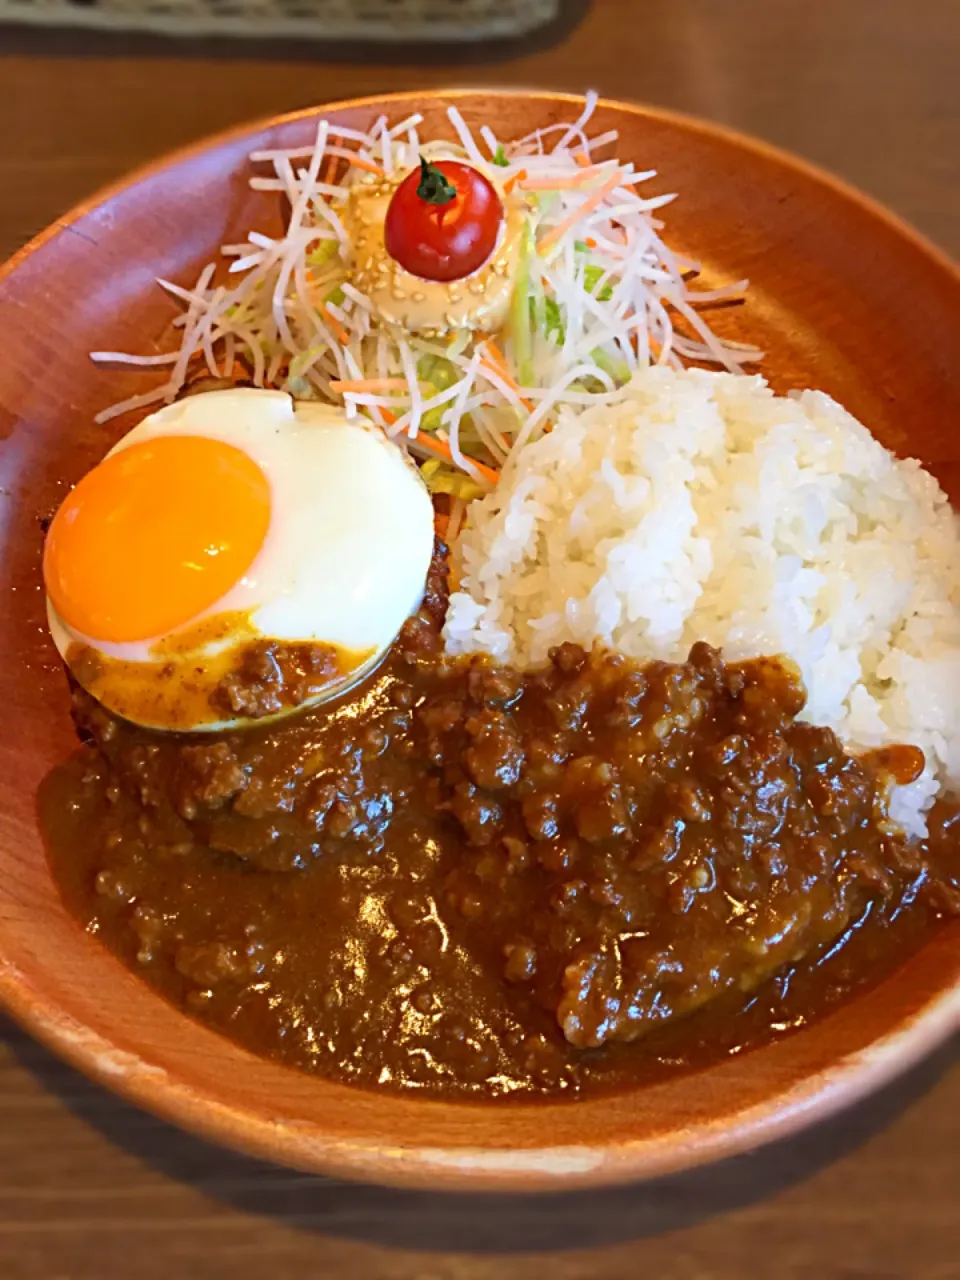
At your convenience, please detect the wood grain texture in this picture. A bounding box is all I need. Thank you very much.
[1,0,959,260]
[0,0,959,1274]
[0,1015,957,1280]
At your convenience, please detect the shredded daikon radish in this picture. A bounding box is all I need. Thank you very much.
[90,94,761,498]
[90,350,180,367]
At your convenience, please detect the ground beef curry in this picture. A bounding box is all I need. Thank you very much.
[41,549,960,1098]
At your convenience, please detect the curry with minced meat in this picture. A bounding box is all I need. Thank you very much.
[41,547,960,1098]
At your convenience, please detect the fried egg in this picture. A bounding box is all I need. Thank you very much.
[44,388,435,731]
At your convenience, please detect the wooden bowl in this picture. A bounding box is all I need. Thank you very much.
[0,91,958,1192]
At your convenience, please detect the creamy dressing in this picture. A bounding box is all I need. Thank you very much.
[343,170,530,335]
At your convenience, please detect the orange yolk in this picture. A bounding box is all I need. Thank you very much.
[43,435,271,644]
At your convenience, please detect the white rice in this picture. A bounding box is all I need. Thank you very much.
[444,368,960,837]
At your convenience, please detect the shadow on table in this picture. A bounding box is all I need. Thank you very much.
[4,1013,957,1254]
[0,3,589,66]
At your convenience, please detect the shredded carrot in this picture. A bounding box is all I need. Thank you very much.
[584,236,597,248]
[331,378,410,393]
[519,167,604,192]
[480,361,534,413]
[415,433,499,487]
[346,153,384,176]
[480,341,535,413]
[478,363,537,412]
[538,170,624,255]
[434,510,450,538]
[375,406,497,484]
[317,302,350,346]
[487,339,528,377]
[573,149,591,167]
[482,339,510,371]
[503,169,527,195]
[321,153,340,186]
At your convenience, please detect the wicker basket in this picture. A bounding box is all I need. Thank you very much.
[0,0,560,39]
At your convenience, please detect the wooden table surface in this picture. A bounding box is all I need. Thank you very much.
[1,1,958,1276]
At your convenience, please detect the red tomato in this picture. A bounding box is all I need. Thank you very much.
[384,159,504,283]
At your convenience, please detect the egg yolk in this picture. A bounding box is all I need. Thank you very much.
[44,435,271,644]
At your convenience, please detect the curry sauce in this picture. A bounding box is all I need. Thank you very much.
[41,551,960,1098]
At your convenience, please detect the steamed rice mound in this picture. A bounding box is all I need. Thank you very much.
[444,368,960,835]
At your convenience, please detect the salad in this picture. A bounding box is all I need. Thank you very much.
[93,93,760,538]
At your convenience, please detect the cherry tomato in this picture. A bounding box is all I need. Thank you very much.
[384,158,504,283]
